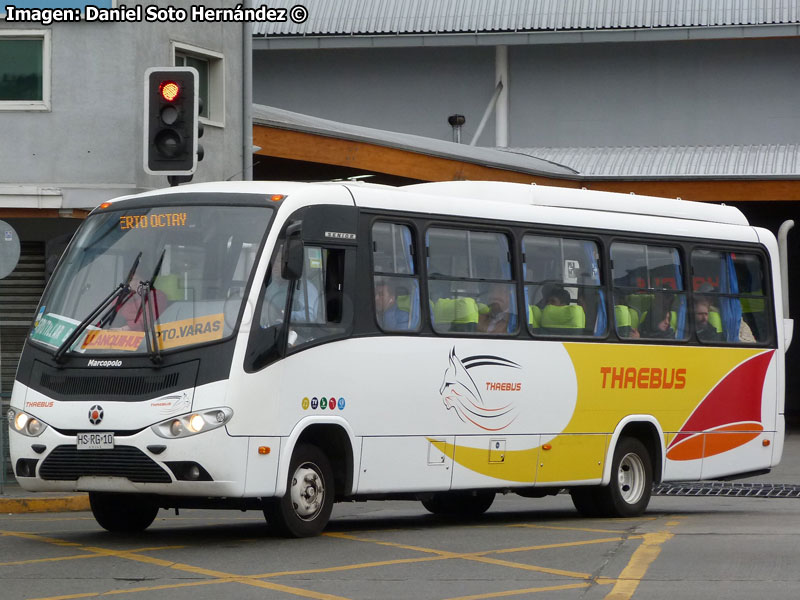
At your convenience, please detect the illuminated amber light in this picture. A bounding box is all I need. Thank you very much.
[159,81,180,102]
[99,202,112,210]
[270,194,285,202]
[542,443,552,451]
[258,446,271,455]
[119,212,188,230]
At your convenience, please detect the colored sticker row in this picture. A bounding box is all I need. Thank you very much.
[302,397,346,411]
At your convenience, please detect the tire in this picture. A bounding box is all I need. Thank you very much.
[421,491,495,517]
[569,487,609,517]
[264,444,335,538]
[89,492,159,533]
[569,437,653,518]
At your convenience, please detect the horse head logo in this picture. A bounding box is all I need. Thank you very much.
[438,347,519,431]
[440,347,484,410]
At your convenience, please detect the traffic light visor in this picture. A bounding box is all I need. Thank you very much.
[159,81,180,102]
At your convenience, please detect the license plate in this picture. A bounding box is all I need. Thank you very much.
[76,432,114,450]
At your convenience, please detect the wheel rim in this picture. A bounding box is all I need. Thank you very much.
[617,452,645,504]
[289,462,325,520]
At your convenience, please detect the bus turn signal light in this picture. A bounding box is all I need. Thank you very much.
[763,439,771,447]
[258,446,270,455]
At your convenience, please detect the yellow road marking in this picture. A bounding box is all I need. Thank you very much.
[325,531,643,581]
[0,495,90,514]
[2,530,83,547]
[12,531,354,600]
[0,545,185,567]
[490,535,644,555]
[465,554,594,579]
[444,582,595,600]
[252,555,447,578]
[7,514,680,600]
[512,524,627,534]
[604,529,676,599]
[1,553,101,567]
[30,579,232,600]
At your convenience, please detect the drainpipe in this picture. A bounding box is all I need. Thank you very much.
[242,0,253,181]
[778,220,794,349]
[470,45,509,147]
[495,45,508,148]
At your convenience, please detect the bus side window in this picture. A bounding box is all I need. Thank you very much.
[691,249,770,344]
[427,227,518,335]
[287,245,350,349]
[524,235,606,338]
[372,222,420,332]
[258,242,290,329]
[611,242,688,341]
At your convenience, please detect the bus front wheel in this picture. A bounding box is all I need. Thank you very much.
[264,443,335,537]
[89,492,159,533]
[570,437,653,518]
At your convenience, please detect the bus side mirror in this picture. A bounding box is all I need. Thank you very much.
[282,236,304,280]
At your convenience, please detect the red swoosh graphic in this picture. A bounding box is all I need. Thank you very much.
[667,351,774,461]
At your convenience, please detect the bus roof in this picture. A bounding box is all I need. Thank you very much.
[403,181,749,226]
[104,180,748,227]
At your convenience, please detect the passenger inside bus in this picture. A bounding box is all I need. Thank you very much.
[543,284,571,307]
[374,278,410,331]
[539,284,586,333]
[477,284,513,334]
[639,307,674,339]
[694,296,724,342]
[637,294,676,339]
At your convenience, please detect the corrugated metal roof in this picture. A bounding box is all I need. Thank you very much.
[251,104,580,178]
[252,104,800,179]
[254,0,800,37]
[504,145,800,178]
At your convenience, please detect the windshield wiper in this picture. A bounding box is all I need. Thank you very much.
[96,251,142,329]
[53,252,142,363]
[140,248,166,365]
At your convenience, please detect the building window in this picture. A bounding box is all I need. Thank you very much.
[0,31,50,110]
[172,42,224,126]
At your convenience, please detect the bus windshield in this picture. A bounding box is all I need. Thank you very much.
[30,203,273,356]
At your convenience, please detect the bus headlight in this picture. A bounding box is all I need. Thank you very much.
[152,407,233,439]
[8,408,48,437]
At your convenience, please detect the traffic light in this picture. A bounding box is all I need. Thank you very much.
[144,67,199,175]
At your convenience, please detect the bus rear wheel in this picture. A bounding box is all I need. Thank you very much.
[421,491,495,517]
[89,492,159,533]
[264,444,334,538]
[570,437,653,518]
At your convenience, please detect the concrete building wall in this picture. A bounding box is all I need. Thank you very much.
[510,38,800,148]
[254,36,800,148]
[0,0,246,208]
[254,46,496,143]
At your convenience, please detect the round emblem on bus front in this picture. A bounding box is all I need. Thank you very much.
[88,405,104,425]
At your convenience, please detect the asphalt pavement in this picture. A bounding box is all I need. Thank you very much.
[2,430,798,514]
